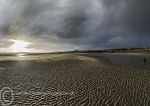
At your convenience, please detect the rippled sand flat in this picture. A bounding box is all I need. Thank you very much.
[0,53,150,106]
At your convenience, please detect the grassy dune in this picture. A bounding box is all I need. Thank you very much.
[0,53,150,105]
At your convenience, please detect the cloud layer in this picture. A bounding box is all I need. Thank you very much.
[0,0,150,52]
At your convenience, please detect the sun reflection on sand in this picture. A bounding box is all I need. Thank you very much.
[17,53,26,57]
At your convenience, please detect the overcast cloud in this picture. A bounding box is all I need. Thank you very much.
[0,0,150,52]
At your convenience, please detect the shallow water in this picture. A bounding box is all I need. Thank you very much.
[82,53,150,65]
[0,53,50,61]
[103,54,150,64]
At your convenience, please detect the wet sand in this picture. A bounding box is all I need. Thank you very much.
[0,53,150,105]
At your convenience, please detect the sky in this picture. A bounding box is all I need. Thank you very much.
[0,0,150,52]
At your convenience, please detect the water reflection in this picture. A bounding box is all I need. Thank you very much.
[103,54,150,64]
[83,53,150,65]
[17,53,26,57]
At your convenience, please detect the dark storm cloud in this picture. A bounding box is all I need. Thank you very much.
[102,0,150,35]
[0,0,150,51]
[56,0,90,38]
[0,0,60,34]
[0,39,13,48]
[88,0,150,48]
[123,0,150,35]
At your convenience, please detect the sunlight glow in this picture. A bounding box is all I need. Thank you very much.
[10,40,30,52]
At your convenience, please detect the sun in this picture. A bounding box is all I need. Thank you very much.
[10,40,30,52]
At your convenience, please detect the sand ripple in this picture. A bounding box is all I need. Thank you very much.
[0,54,150,105]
